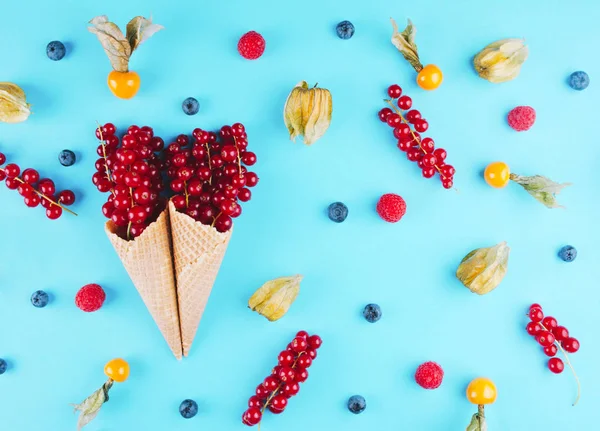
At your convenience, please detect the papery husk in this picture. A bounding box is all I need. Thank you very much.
[466,413,488,431]
[283,81,332,145]
[456,241,510,295]
[510,173,571,209]
[390,18,423,72]
[248,275,302,321]
[0,82,31,123]
[473,38,528,83]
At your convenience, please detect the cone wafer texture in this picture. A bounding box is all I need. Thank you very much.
[168,200,232,357]
[105,209,183,359]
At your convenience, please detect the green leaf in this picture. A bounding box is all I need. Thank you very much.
[72,386,108,430]
[510,173,572,209]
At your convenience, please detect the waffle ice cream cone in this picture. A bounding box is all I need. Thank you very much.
[168,200,232,357]
[105,209,183,359]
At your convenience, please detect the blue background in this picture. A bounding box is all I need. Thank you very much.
[0,0,597,430]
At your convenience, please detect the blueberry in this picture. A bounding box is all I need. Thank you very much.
[46,41,66,61]
[0,359,6,375]
[347,395,366,414]
[363,304,382,323]
[182,97,199,115]
[336,21,355,40]
[328,202,348,223]
[59,149,76,167]
[558,245,577,262]
[568,71,589,91]
[31,290,49,308]
[179,399,198,419]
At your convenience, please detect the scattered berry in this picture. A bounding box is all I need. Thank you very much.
[328,202,348,223]
[31,290,49,308]
[179,399,198,419]
[387,84,402,99]
[376,193,406,223]
[362,303,382,323]
[0,358,6,375]
[46,41,66,61]
[414,361,444,389]
[59,150,76,167]
[336,21,355,40]
[238,31,266,60]
[182,97,199,115]
[75,284,106,312]
[568,71,589,91]
[507,106,536,131]
[548,357,564,374]
[558,245,577,262]
[347,395,366,414]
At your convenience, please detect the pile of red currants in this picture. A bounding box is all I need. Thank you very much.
[0,152,76,219]
[242,331,322,426]
[378,84,455,189]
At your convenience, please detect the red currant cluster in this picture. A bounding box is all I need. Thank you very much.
[242,331,322,427]
[166,123,258,233]
[378,84,455,189]
[526,303,581,404]
[93,123,166,239]
[0,152,76,219]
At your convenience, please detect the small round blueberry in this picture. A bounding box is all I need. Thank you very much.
[46,41,66,61]
[336,21,355,40]
[179,399,198,419]
[347,395,366,414]
[31,290,49,308]
[558,245,577,262]
[328,202,348,223]
[0,359,7,375]
[363,304,382,323]
[568,71,589,91]
[182,97,200,115]
[59,150,76,167]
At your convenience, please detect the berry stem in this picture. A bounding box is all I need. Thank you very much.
[477,404,484,426]
[540,322,581,406]
[204,142,212,185]
[96,123,114,186]
[233,136,242,174]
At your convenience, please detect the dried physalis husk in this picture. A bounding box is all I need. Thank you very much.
[510,173,571,209]
[466,413,488,431]
[72,380,112,430]
[456,241,510,295]
[283,82,332,145]
[390,18,423,72]
[473,39,528,83]
[0,82,31,123]
[248,275,302,321]
[88,15,163,72]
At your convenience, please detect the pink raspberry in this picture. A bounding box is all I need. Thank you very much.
[376,193,406,223]
[415,361,444,389]
[237,31,266,60]
[75,284,106,312]
[507,106,536,131]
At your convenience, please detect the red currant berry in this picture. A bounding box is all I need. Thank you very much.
[542,316,558,331]
[378,108,393,122]
[24,193,41,207]
[221,145,238,162]
[245,172,259,188]
[414,119,429,133]
[255,384,269,400]
[422,167,436,178]
[21,168,40,184]
[543,344,558,357]
[0,170,6,181]
[291,336,308,353]
[406,109,421,123]
[41,195,55,208]
[46,205,62,220]
[111,210,128,227]
[308,334,322,349]
[238,188,251,202]
[121,134,138,149]
[129,223,147,238]
[433,148,447,162]
[18,183,33,196]
[296,330,309,339]
[526,322,542,336]
[306,348,317,360]
[396,140,411,152]
[278,350,295,367]
[102,123,116,136]
[386,113,401,128]
[407,148,422,162]
[248,396,263,409]
[101,202,114,218]
[214,214,233,232]
[172,153,188,168]
[552,326,569,342]
[133,187,153,205]
[127,125,141,135]
[124,172,143,188]
[58,190,76,206]
[387,84,402,99]
[172,195,187,210]
[176,134,189,146]
[440,164,455,177]
[132,160,150,175]
[38,179,56,195]
[295,367,309,383]
[231,123,245,137]
[241,152,257,166]
[242,408,262,426]
[277,367,296,382]
[537,331,555,347]
[529,303,542,311]
[263,376,280,391]
[4,163,20,178]
[562,337,580,353]
[393,123,411,140]
[151,137,164,151]
[0,152,6,165]
[297,355,312,368]
[529,308,544,322]
[397,95,412,110]
[105,135,119,149]
[177,167,194,181]
[421,154,437,167]
[220,126,233,139]
[281,382,300,397]
[548,357,564,374]
[211,155,224,169]
[128,206,148,224]
[220,199,239,217]
[270,394,288,411]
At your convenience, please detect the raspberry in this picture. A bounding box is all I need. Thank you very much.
[237,31,266,60]
[376,193,406,223]
[415,361,444,389]
[507,106,536,131]
[75,284,106,312]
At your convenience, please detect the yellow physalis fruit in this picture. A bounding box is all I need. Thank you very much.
[249,275,302,321]
[473,39,528,83]
[284,82,332,145]
[104,358,130,383]
[465,378,497,431]
[456,242,510,295]
[484,162,510,188]
[88,15,163,99]
[390,18,443,91]
[0,82,31,123]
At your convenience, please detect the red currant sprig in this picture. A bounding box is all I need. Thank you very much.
[526,303,581,405]
[379,85,455,189]
[242,331,322,428]
[0,152,77,219]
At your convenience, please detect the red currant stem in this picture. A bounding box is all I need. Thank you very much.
[539,322,581,406]
[204,142,212,185]
[384,99,448,180]
[233,136,242,174]
[2,171,78,216]
[184,182,190,208]
[96,123,114,186]
[126,221,132,241]
[211,211,222,228]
